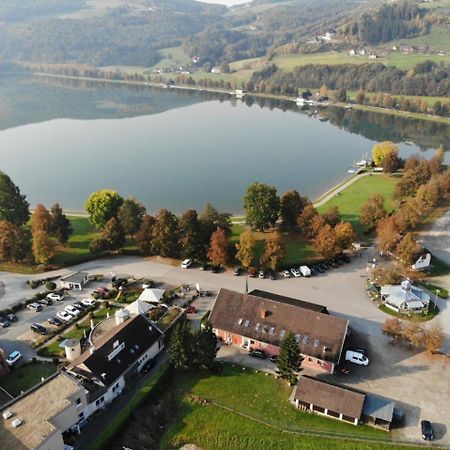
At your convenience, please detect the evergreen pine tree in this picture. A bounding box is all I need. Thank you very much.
[195,322,218,369]
[277,331,302,384]
[168,321,194,371]
[50,203,73,245]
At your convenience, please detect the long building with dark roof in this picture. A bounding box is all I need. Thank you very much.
[209,289,348,373]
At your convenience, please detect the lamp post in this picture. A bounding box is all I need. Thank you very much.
[435,289,440,312]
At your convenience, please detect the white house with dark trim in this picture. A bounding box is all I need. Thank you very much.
[60,271,90,290]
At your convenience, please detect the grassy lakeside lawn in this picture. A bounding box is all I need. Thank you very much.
[317,175,399,236]
[53,216,100,266]
[160,364,398,450]
[0,362,57,397]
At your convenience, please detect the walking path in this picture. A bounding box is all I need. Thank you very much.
[418,208,450,266]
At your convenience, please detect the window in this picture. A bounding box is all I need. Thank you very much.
[113,340,119,349]
[303,336,308,345]
[314,339,319,347]
[308,357,313,362]
[295,334,301,343]
[78,412,85,420]
[76,397,81,406]
[280,330,286,338]
[269,327,275,335]
[250,340,255,344]
[255,323,260,331]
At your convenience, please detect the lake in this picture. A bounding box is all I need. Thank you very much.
[0,74,449,215]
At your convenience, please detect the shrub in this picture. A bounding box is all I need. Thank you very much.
[45,281,57,291]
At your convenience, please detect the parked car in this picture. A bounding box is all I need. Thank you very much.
[233,267,242,276]
[38,298,52,306]
[290,268,301,278]
[65,305,81,317]
[47,292,64,302]
[249,348,266,359]
[94,287,110,299]
[248,268,257,278]
[181,259,193,269]
[345,350,369,366]
[211,265,221,273]
[185,305,197,314]
[269,271,277,280]
[336,253,351,264]
[299,266,311,277]
[31,323,47,335]
[421,420,434,441]
[310,267,318,276]
[6,351,22,366]
[81,298,96,307]
[314,265,325,274]
[27,302,42,312]
[258,270,266,279]
[282,270,291,278]
[269,354,278,363]
[47,317,63,326]
[6,313,17,322]
[112,278,128,288]
[0,317,10,328]
[201,263,210,271]
[74,301,88,310]
[57,311,72,322]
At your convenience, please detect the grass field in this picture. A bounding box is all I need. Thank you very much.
[159,364,417,450]
[317,175,399,236]
[53,216,100,266]
[389,25,450,53]
[0,362,57,397]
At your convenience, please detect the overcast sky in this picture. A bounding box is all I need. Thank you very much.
[197,0,252,6]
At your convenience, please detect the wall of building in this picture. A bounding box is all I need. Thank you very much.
[215,329,335,373]
[37,430,65,450]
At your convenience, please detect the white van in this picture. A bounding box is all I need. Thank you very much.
[345,350,369,366]
[181,259,193,269]
[300,266,311,277]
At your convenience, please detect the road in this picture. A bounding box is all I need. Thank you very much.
[419,208,450,266]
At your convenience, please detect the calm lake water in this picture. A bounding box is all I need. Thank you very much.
[0,74,449,215]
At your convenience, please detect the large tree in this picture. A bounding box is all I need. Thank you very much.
[360,193,386,232]
[322,206,341,227]
[31,204,52,234]
[312,224,339,259]
[199,203,232,237]
[334,221,356,251]
[243,182,280,231]
[135,215,156,254]
[376,216,400,254]
[102,217,125,251]
[32,230,56,265]
[296,204,319,237]
[169,321,194,371]
[207,227,229,266]
[178,209,203,260]
[396,233,420,267]
[118,198,146,239]
[372,141,399,167]
[85,189,124,229]
[0,220,31,262]
[0,170,30,226]
[195,322,218,369]
[277,331,302,384]
[152,209,179,257]
[50,203,72,245]
[235,230,256,268]
[279,191,310,231]
[260,233,286,271]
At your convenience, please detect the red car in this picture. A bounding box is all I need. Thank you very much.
[248,268,257,278]
[186,305,197,314]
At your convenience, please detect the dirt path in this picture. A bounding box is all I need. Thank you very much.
[418,208,450,266]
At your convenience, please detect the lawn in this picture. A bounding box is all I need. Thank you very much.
[53,216,100,266]
[0,361,57,397]
[317,175,399,236]
[389,25,450,53]
[160,364,421,450]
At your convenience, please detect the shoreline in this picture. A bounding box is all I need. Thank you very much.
[31,71,450,125]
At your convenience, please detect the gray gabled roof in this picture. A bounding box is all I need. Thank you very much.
[61,271,89,284]
[363,394,394,422]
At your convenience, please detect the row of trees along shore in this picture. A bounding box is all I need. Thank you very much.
[0,141,448,269]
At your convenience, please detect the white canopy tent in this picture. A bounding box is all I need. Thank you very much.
[137,288,166,304]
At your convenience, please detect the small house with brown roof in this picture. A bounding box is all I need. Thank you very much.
[293,376,365,425]
[209,289,348,373]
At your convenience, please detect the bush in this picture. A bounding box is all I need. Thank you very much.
[45,281,57,291]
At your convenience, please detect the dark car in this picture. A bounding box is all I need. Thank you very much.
[37,298,52,306]
[421,420,434,441]
[74,301,89,310]
[211,265,221,273]
[269,271,277,280]
[201,263,210,271]
[142,359,155,373]
[31,323,47,335]
[47,317,63,326]
[6,313,17,322]
[269,354,278,363]
[112,278,128,288]
[310,267,318,276]
[249,348,266,359]
[315,265,325,274]
[0,317,10,328]
[233,267,242,276]
[337,253,351,264]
